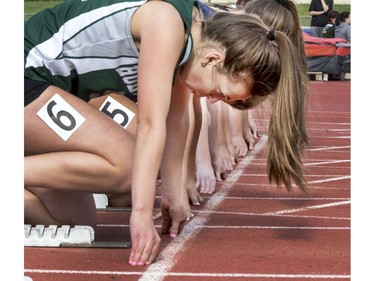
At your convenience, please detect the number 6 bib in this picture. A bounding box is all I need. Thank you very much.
[37,94,86,141]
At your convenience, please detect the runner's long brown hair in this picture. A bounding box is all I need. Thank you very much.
[202,12,308,191]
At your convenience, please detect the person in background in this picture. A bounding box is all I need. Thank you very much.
[322,10,340,38]
[309,0,334,37]
[335,11,351,42]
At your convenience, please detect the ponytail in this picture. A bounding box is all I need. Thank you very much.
[266,30,308,191]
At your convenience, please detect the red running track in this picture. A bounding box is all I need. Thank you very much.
[24,81,351,281]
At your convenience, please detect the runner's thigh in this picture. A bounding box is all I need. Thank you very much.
[24,86,135,163]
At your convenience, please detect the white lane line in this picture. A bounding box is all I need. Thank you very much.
[310,136,350,139]
[308,121,350,124]
[232,176,350,190]
[304,159,350,166]
[138,136,268,281]
[308,128,350,131]
[306,146,350,151]
[24,269,350,279]
[153,195,349,201]
[304,159,349,162]
[307,110,349,115]
[308,176,350,184]
[222,173,350,178]
[212,182,350,190]
[97,222,350,229]
[305,186,350,190]
[202,225,350,230]
[204,196,351,201]
[193,210,350,220]
[262,201,350,216]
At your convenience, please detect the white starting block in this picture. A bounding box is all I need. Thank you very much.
[24,224,131,248]
[93,193,132,212]
[24,224,94,247]
[93,193,109,209]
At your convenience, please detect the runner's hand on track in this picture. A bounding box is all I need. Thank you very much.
[160,195,192,238]
[129,211,161,266]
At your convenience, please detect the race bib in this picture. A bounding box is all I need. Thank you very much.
[37,94,85,141]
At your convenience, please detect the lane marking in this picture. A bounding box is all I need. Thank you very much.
[301,159,348,163]
[202,225,350,230]
[219,181,350,188]
[309,136,350,139]
[304,186,350,190]
[192,210,350,221]
[24,269,350,279]
[222,174,350,178]
[199,196,351,201]
[306,146,350,151]
[138,136,268,281]
[222,160,351,166]
[304,160,350,166]
[263,201,350,216]
[307,122,350,125]
[128,195,351,202]
[308,128,350,131]
[308,176,350,184]
[306,109,349,113]
[98,222,350,229]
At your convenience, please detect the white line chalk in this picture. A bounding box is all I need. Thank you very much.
[306,146,350,152]
[24,269,350,279]
[263,201,350,216]
[308,176,350,184]
[304,159,350,166]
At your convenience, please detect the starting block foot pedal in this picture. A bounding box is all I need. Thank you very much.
[93,193,109,209]
[94,194,132,212]
[24,224,132,248]
[24,224,94,247]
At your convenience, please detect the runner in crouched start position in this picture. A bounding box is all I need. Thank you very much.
[24,0,308,266]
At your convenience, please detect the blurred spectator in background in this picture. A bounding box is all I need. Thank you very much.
[335,11,350,42]
[309,0,334,37]
[322,10,339,38]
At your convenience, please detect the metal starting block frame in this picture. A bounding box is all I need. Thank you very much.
[24,224,131,248]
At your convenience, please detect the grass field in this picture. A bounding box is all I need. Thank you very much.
[24,0,351,26]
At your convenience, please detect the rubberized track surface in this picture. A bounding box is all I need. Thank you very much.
[24,81,351,281]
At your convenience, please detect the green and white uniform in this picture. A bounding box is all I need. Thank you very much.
[24,0,197,102]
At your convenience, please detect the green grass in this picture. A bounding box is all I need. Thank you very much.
[24,1,63,20]
[24,1,350,25]
[297,3,351,26]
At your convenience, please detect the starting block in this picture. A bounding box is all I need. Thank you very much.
[93,193,132,212]
[24,224,131,248]
[24,224,94,247]
[93,193,109,209]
